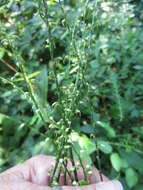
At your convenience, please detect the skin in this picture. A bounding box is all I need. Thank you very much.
[0,155,121,190]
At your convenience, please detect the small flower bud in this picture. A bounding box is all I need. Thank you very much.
[72,181,78,186]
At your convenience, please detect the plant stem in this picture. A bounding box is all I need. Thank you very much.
[95,140,103,181]
[69,148,79,182]
[63,161,74,183]
[38,0,86,185]
[1,58,17,73]
[63,159,68,185]
[71,144,88,181]
[17,54,46,124]
[49,146,63,185]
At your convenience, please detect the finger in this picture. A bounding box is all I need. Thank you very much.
[24,155,108,185]
[22,182,52,190]
[25,155,56,185]
[92,168,108,183]
[0,180,52,190]
[96,180,124,190]
[4,155,108,186]
[3,155,55,185]
[75,167,108,184]
[54,184,96,190]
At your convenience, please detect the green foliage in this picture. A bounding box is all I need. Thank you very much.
[125,168,138,188]
[110,152,121,172]
[0,0,143,188]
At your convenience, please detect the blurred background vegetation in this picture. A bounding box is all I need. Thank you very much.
[0,0,143,189]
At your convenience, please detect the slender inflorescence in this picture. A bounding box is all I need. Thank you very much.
[17,56,46,123]
[37,0,92,186]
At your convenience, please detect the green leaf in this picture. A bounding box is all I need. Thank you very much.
[71,132,96,164]
[35,65,48,106]
[119,150,143,174]
[0,113,23,149]
[50,0,55,5]
[0,48,5,59]
[136,185,143,190]
[79,179,89,186]
[97,140,112,154]
[13,71,40,82]
[32,139,55,156]
[96,121,116,138]
[121,159,129,169]
[0,158,6,167]
[110,153,121,172]
[34,65,49,121]
[125,168,138,188]
[80,124,95,134]
[0,113,20,127]
[81,135,96,154]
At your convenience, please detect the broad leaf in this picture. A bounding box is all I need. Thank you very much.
[110,153,121,172]
[125,168,138,188]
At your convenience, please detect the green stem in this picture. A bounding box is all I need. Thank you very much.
[49,146,63,185]
[15,53,46,125]
[95,140,103,181]
[71,144,87,181]
[38,0,83,185]
[63,161,74,183]
[69,147,79,182]
[63,159,68,185]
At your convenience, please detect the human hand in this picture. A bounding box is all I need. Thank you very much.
[0,155,123,190]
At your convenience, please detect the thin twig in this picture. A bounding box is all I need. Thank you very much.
[1,58,17,73]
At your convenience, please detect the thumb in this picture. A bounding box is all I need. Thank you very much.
[96,180,124,190]
[22,182,51,190]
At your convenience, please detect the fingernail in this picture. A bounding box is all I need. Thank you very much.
[112,180,124,190]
